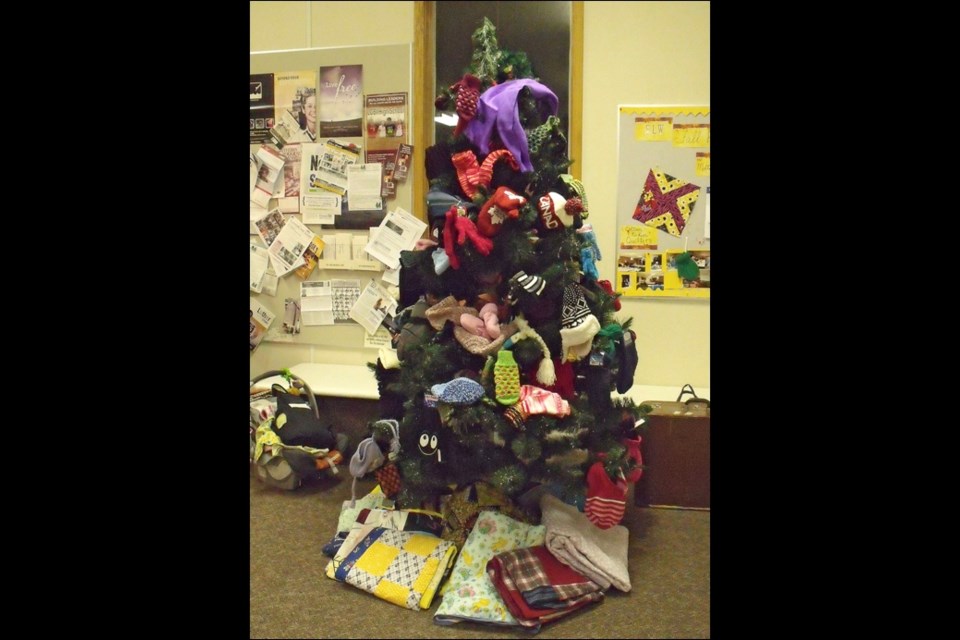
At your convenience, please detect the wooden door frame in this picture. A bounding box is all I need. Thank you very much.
[413,1,583,222]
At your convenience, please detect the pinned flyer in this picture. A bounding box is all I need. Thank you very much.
[364,207,427,269]
[349,279,398,335]
[266,215,312,276]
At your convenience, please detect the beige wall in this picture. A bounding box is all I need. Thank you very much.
[582,1,710,388]
[250,1,710,389]
[250,1,414,50]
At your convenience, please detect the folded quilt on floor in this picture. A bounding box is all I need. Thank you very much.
[433,510,546,627]
[539,493,632,592]
[326,524,457,610]
[487,545,604,631]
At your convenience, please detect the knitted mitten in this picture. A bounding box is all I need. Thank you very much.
[675,251,700,281]
[580,247,599,281]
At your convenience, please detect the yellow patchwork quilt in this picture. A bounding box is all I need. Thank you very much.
[327,525,457,610]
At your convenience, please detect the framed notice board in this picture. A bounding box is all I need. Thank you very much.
[249,44,413,351]
[615,106,710,299]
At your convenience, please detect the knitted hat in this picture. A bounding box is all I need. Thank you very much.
[509,270,546,296]
[349,437,385,507]
[431,377,485,405]
[560,174,589,218]
[537,192,568,231]
[463,78,559,173]
[559,284,601,362]
[450,73,482,137]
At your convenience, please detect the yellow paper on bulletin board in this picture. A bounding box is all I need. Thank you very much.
[617,106,709,299]
[695,152,710,176]
[634,117,672,141]
[620,224,658,250]
[673,124,710,148]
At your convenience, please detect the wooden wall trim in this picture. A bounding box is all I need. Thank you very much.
[413,1,435,224]
[570,0,584,181]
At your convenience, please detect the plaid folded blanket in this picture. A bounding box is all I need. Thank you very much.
[486,545,603,630]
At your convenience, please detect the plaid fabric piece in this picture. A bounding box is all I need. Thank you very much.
[486,545,603,629]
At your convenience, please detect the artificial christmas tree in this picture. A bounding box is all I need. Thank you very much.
[375,17,646,521]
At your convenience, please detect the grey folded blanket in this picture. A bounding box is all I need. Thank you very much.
[539,493,632,592]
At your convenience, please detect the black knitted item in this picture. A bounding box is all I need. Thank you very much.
[616,329,638,394]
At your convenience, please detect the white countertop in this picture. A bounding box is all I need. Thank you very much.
[253,362,708,405]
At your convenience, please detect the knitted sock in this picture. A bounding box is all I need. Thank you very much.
[584,461,628,529]
[582,366,613,414]
[494,350,521,405]
[451,150,482,198]
[621,436,643,483]
[615,329,638,394]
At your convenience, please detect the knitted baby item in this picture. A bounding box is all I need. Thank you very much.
[536,192,568,232]
[431,377,486,405]
[514,270,547,295]
[494,350,521,405]
[501,314,556,386]
[560,174,590,219]
[615,329,638,394]
[427,187,476,241]
[349,437,386,507]
[459,302,501,339]
[443,205,494,270]
[584,461,628,530]
[451,150,483,199]
[464,79,559,173]
[432,247,450,274]
[596,280,621,311]
[580,247,599,282]
[453,322,518,357]
[576,223,601,262]
[476,186,527,237]
[526,114,565,156]
[374,462,402,498]
[425,295,469,331]
[674,251,700,281]
[523,357,575,400]
[503,385,572,430]
[559,284,601,363]
[450,73,482,137]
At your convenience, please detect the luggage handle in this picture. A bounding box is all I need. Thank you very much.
[676,383,710,408]
[251,369,319,419]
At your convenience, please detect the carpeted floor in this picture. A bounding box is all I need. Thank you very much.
[250,469,709,638]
